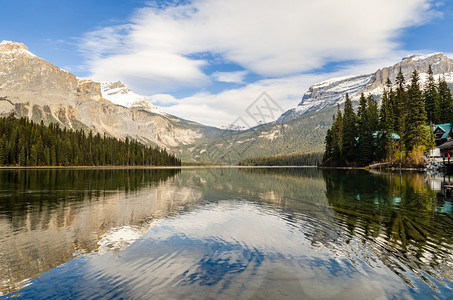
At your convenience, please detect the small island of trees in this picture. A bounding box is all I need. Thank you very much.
[0,114,181,166]
[323,66,453,167]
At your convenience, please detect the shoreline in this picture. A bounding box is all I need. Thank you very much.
[0,165,434,172]
[0,165,319,170]
[318,166,428,172]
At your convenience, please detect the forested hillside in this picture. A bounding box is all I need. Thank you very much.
[323,66,453,167]
[0,114,181,166]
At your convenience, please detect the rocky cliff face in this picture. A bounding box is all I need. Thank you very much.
[0,41,101,99]
[0,41,220,150]
[367,53,453,91]
[278,53,453,123]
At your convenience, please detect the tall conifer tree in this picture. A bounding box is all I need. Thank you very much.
[0,134,6,165]
[359,95,379,164]
[395,68,407,135]
[332,104,343,161]
[378,87,394,160]
[357,92,367,124]
[404,70,427,152]
[342,93,357,161]
[439,76,453,123]
[424,65,440,124]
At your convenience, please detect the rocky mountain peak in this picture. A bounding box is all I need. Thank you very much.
[102,81,128,91]
[367,52,453,92]
[277,52,453,123]
[0,40,102,99]
[0,40,33,55]
[0,41,214,150]
[402,52,444,61]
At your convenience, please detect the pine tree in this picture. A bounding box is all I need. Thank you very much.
[384,78,397,133]
[332,104,343,161]
[395,68,407,135]
[324,116,335,162]
[378,87,394,160]
[424,65,440,124]
[439,76,453,123]
[0,134,6,165]
[30,144,38,166]
[363,95,379,163]
[404,70,427,152]
[379,87,393,132]
[341,93,357,162]
[357,93,367,124]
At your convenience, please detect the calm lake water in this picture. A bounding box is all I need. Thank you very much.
[0,167,452,299]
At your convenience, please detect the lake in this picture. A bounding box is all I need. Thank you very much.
[0,167,452,299]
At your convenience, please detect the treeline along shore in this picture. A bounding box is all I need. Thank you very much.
[0,114,181,167]
[323,66,453,167]
[237,152,323,166]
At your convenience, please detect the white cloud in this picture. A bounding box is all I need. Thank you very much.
[89,50,209,93]
[79,0,440,125]
[150,94,178,105]
[157,73,332,127]
[80,0,439,90]
[211,71,248,83]
[156,53,413,127]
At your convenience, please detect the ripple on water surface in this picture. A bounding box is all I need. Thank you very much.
[1,168,453,299]
[7,200,450,299]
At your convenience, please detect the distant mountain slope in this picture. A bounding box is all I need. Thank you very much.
[0,41,224,149]
[278,53,453,123]
[176,105,336,163]
[2,40,453,164]
[179,53,453,163]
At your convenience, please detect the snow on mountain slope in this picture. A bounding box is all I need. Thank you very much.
[0,41,223,150]
[278,74,372,123]
[101,81,164,115]
[277,52,453,123]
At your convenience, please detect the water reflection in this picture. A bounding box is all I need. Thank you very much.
[322,170,453,292]
[426,172,453,213]
[0,168,185,295]
[4,202,411,299]
[1,168,452,299]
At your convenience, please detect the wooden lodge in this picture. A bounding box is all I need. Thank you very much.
[433,123,452,146]
[434,123,453,165]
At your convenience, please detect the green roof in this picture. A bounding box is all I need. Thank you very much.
[391,133,400,140]
[372,131,400,140]
[434,123,452,139]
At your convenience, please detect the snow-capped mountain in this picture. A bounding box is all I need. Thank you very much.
[0,41,223,149]
[277,74,372,123]
[277,52,453,123]
[101,81,163,115]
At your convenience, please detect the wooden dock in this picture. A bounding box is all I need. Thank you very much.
[368,162,393,169]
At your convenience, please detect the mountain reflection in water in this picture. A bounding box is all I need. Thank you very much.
[1,168,452,299]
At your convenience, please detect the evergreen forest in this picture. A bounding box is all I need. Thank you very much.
[0,115,181,166]
[323,66,453,166]
[238,152,323,166]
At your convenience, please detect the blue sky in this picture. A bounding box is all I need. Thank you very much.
[1,0,453,126]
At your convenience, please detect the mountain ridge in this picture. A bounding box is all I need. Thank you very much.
[2,40,453,163]
[177,53,453,163]
[0,40,224,150]
[277,52,453,123]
